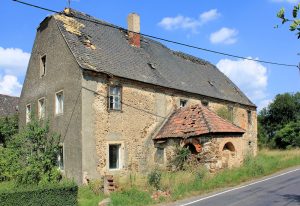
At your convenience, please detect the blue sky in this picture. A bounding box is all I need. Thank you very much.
[0,0,299,110]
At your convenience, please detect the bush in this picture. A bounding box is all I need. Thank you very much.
[3,120,61,185]
[147,169,161,190]
[170,146,191,170]
[0,181,78,206]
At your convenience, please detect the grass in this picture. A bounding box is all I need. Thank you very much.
[108,149,300,206]
[78,185,105,206]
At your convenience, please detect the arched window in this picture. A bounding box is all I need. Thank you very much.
[223,142,235,152]
[184,143,198,154]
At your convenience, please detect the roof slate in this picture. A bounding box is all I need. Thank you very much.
[155,104,245,140]
[0,94,19,117]
[53,9,255,107]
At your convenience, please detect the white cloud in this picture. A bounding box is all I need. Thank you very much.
[0,75,22,96]
[0,47,30,77]
[216,58,269,111]
[158,9,220,32]
[210,27,238,44]
[270,0,299,3]
[0,47,30,96]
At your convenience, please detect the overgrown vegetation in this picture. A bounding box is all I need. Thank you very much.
[0,119,61,184]
[216,106,233,122]
[109,149,300,206]
[258,92,300,149]
[0,115,18,147]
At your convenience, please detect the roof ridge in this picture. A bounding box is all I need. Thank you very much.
[198,105,212,133]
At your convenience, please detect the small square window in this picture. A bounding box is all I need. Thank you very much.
[26,104,31,124]
[247,110,252,125]
[109,144,121,169]
[38,98,45,119]
[155,148,164,164]
[109,86,121,110]
[180,99,187,108]
[40,55,46,77]
[201,100,209,107]
[55,91,64,115]
[57,145,64,170]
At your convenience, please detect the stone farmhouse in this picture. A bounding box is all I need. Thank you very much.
[19,9,257,184]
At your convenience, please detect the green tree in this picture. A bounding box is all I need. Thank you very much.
[0,120,62,184]
[258,92,300,148]
[0,114,18,147]
[273,121,300,149]
[277,3,300,38]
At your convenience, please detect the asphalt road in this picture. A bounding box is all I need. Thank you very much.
[171,168,300,206]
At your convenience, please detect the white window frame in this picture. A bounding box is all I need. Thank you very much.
[57,144,64,171]
[108,85,122,111]
[40,55,46,77]
[107,142,123,171]
[26,104,31,124]
[38,97,46,120]
[55,90,64,115]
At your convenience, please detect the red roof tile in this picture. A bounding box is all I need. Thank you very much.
[154,104,245,139]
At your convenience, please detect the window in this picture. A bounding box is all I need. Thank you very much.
[40,55,46,77]
[228,106,234,122]
[201,100,209,107]
[57,145,64,170]
[109,144,121,169]
[26,104,31,124]
[55,91,64,115]
[38,98,45,119]
[109,86,121,110]
[155,148,164,164]
[247,110,252,125]
[180,99,187,108]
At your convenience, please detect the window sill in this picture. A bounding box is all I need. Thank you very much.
[108,109,123,113]
[55,113,64,117]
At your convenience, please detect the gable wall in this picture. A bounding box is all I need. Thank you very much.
[81,73,257,178]
[19,17,83,183]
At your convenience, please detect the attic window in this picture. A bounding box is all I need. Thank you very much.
[201,100,209,107]
[26,104,31,124]
[247,110,252,125]
[40,55,46,77]
[180,99,187,108]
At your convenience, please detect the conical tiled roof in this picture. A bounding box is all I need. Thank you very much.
[155,104,245,140]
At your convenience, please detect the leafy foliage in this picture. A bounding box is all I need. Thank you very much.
[0,181,77,206]
[216,106,232,122]
[170,146,191,170]
[0,115,18,147]
[0,119,61,184]
[277,3,300,38]
[147,169,162,190]
[258,92,300,148]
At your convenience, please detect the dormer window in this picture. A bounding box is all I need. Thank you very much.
[109,86,121,110]
[40,55,46,77]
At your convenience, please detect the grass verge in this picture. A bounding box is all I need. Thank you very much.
[109,149,300,206]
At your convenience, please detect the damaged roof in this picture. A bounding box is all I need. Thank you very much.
[53,9,255,107]
[155,104,245,140]
[0,94,19,117]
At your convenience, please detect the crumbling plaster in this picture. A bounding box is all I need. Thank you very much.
[86,74,257,176]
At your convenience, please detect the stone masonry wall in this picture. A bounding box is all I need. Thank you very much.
[89,75,257,176]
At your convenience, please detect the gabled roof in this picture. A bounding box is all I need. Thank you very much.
[53,9,255,107]
[0,94,19,117]
[155,104,245,140]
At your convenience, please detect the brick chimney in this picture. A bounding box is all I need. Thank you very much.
[127,13,140,48]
